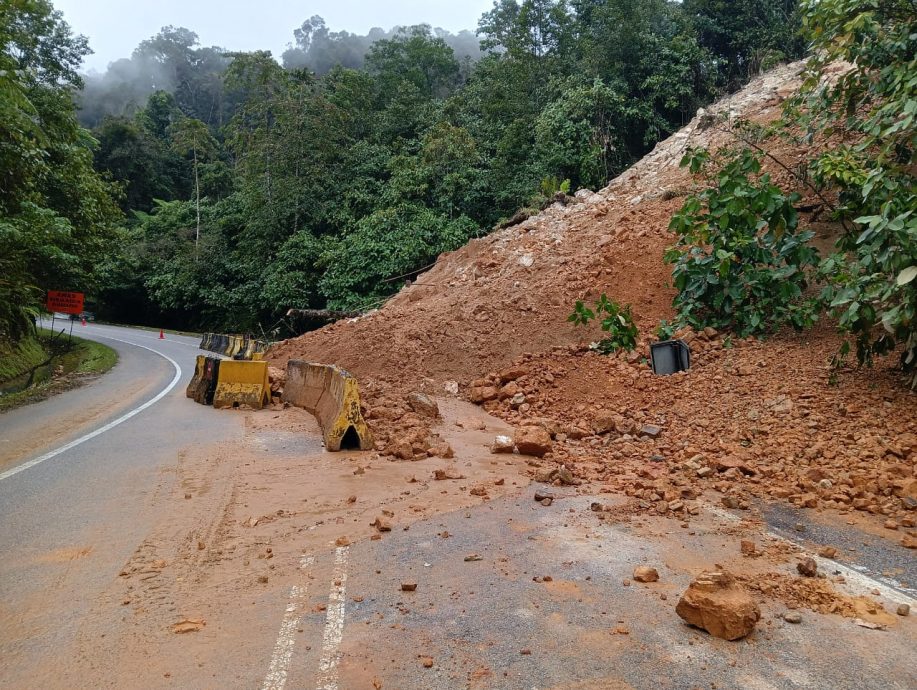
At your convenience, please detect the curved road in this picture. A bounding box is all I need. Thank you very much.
[0,323,245,688]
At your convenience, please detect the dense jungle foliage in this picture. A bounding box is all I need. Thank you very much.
[1,0,807,338]
[13,0,913,384]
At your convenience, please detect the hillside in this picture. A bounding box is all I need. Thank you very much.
[268,61,803,383]
[269,62,916,535]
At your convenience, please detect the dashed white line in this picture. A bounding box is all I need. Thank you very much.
[262,555,316,690]
[0,337,182,483]
[316,546,349,690]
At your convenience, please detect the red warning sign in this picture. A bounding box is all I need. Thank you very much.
[46,290,84,315]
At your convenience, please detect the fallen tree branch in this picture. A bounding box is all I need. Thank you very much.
[285,308,362,321]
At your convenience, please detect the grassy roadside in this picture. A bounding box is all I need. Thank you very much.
[0,334,48,381]
[0,329,118,413]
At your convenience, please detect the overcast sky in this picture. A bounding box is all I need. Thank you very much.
[54,0,496,73]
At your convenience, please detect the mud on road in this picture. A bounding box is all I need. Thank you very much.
[4,396,910,689]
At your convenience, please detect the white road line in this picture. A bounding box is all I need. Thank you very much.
[0,337,183,483]
[316,546,349,690]
[262,555,316,690]
[39,317,203,349]
[707,505,917,606]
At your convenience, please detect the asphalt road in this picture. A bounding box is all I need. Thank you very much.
[0,323,244,688]
[0,324,913,689]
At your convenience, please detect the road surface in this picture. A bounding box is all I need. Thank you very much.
[0,323,243,688]
[0,323,914,689]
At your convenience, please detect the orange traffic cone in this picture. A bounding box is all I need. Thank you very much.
[159,328,165,340]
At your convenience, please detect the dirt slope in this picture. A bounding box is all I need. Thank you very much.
[269,62,916,536]
[269,62,803,385]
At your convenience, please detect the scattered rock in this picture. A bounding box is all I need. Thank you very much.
[556,466,576,485]
[896,604,910,617]
[740,540,757,557]
[499,366,527,382]
[534,489,555,502]
[491,435,515,454]
[464,554,483,562]
[633,566,659,583]
[419,656,434,668]
[514,426,552,457]
[902,534,917,549]
[817,546,838,559]
[335,536,351,546]
[783,611,802,624]
[433,468,464,480]
[639,424,662,439]
[389,437,414,460]
[401,581,417,592]
[407,392,439,418]
[469,385,499,404]
[371,517,392,532]
[675,570,761,641]
[797,558,818,578]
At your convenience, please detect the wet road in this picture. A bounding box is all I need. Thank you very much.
[0,323,244,688]
[0,325,914,689]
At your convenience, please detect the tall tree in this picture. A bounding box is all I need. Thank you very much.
[170,116,216,249]
[0,0,121,339]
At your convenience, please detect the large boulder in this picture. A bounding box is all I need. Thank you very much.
[514,426,552,457]
[675,571,760,641]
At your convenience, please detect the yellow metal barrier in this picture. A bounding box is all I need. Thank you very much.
[212,360,270,410]
[282,361,373,451]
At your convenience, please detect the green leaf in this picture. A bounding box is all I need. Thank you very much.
[896,266,917,286]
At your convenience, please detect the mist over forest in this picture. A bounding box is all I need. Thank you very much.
[77,17,483,129]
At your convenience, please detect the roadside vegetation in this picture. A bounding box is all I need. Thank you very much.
[0,328,118,413]
[654,0,916,385]
[3,1,913,383]
[0,0,806,339]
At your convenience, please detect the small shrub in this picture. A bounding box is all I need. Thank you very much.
[568,294,638,353]
[665,147,821,337]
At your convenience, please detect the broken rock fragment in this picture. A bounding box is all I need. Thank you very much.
[514,426,552,457]
[797,558,818,578]
[491,435,515,454]
[675,571,761,641]
[633,566,659,583]
[407,392,439,418]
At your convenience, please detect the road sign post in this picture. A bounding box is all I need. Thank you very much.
[46,290,84,344]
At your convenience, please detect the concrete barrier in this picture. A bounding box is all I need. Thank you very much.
[198,333,269,360]
[188,356,221,405]
[186,355,207,399]
[212,360,271,410]
[282,361,373,451]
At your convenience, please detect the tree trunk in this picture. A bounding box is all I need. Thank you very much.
[194,146,200,255]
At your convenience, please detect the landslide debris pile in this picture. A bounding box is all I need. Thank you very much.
[269,62,916,537]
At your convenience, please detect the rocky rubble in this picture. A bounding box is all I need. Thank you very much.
[267,61,916,541]
[465,327,916,537]
[675,570,761,640]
